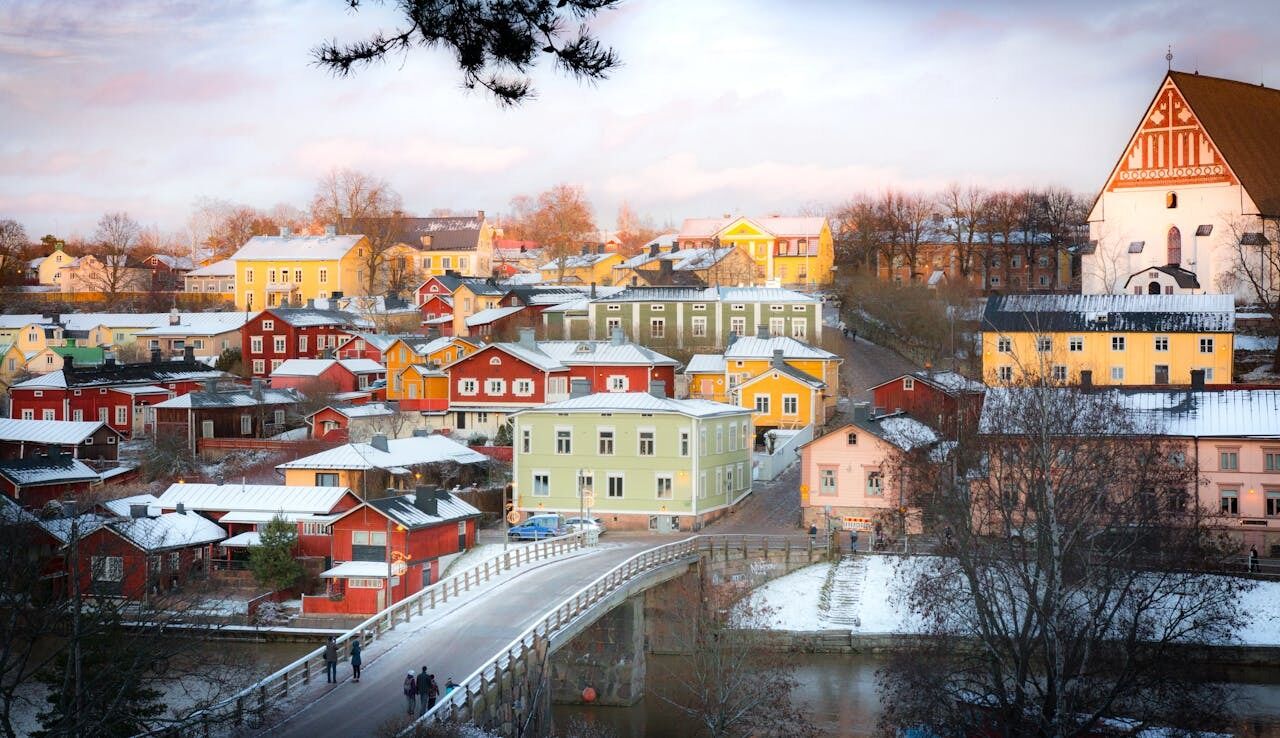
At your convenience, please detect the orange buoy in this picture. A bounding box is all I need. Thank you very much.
[582,686,597,703]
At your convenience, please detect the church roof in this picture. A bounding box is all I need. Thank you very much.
[1169,71,1280,215]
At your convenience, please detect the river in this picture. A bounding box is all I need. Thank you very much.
[553,653,1280,737]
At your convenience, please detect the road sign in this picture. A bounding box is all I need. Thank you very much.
[842,516,872,531]
[583,493,595,507]
[506,511,521,525]
[391,560,407,577]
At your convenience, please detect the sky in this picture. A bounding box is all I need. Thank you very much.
[3,0,1280,239]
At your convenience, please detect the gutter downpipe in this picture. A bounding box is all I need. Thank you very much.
[691,417,699,527]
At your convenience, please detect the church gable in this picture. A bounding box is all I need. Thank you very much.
[1106,78,1237,192]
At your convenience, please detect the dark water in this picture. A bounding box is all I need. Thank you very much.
[554,653,1280,738]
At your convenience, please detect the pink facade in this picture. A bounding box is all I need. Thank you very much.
[1187,436,1280,555]
[799,424,901,528]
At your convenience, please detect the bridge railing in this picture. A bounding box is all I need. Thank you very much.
[143,532,587,736]
[406,533,809,734]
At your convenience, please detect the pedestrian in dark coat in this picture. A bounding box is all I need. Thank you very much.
[350,639,362,682]
[403,672,418,714]
[1250,545,1260,573]
[416,666,432,715]
[849,529,858,553]
[808,523,818,545]
[323,637,338,683]
[427,674,440,709]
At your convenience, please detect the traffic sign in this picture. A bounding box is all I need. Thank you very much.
[506,511,521,525]
[583,493,595,507]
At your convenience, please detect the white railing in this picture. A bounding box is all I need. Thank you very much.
[148,532,586,736]
[404,533,810,734]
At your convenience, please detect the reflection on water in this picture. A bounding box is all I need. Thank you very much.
[554,653,1280,738]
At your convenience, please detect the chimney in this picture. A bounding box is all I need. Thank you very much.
[590,282,597,299]
[1190,369,1206,391]
[63,355,73,372]
[104,353,116,368]
[648,380,667,398]
[853,402,871,422]
[203,379,217,396]
[371,434,389,452]
[649,243,659,257]
[1080,370,1092,389]
[169,308,180,326]
[279,226,291,238]
[756,324,770,340]
[413,485,439,516]
[176,502,186,515]
[427,326,441,340]
[659,260,673,280]
[596,243,605,255]
[183,345,194,363]
[129,503,149,519]
[412,428,431,438]
[150,348,162,364]
[251,378,264,400]
[669,240,679,253]
[771,349,785,369]
[610,327,624,346]
[325,224,337,237]
[580,245,589,256]
[306,298,315,309]
[517,328,536,349]
[569,377,591,399]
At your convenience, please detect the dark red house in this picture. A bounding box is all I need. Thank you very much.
[334,333,404,363]
[241,307,368,378]
[304,487,480,615]
[869,370,986,438]
[73,506,225,601]
[0,418,121,462]
[269,358,385,395]
[151,380,304,454]
[418,294,453,322]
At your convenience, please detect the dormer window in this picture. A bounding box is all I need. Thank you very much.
[846,432,857,445]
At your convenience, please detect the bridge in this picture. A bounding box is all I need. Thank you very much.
[155,533,825,737]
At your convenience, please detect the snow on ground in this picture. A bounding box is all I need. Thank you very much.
[441,542,508,577]
[1236,335,1278,351]
[1240,364,1280,382]
[745,556,1280,644]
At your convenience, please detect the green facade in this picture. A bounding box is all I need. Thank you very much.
[512,405,753,523]
[585,298,819,350]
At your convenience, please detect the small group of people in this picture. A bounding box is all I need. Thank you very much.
[322,636,360,683]
[403,668,457,715]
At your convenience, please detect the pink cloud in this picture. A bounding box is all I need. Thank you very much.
[87,67,252,106]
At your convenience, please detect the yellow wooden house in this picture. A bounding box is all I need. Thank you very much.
[449,281,508,337]
[732,360,827,431]
[0,317,57,356]
[537,251,623,286]
[685,354,730,402]
[394,364,451,414]
[384,336,478,400]
[677,215,834,287]
[722,336,842,411]
[980,294,1236,386]
[231,228,396,312]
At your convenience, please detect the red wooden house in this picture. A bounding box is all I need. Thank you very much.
[306,402,399,442]
[8,354,229,438]
[443,333,568,435]
[241,307,368,378]
[151,380,304,455]
[269,358,386,395]
[334,333,406,363]
[869,371,986,439]
[536,331,679,395]
[0,450,102,509]
[414,273,465,306]
[0,418,122,462]
[419,294,453,323]
[304,487,480,615]
[73,505,225,601]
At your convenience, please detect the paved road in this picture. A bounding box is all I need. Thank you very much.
[705,462,802,534]
[266,540,656,738]
[824,302,920,403]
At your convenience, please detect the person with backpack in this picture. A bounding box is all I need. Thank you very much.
[350,639,362,682]
[416,666,432,715]
[403,672,418,714]
[427,673,440,710]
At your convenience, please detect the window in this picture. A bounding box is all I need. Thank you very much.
[1266,489,1280,517]
[533,473,550,496]
[299,335,308,353]
[1110,366,1125,381]
[846,432,857,445]
[273,336,286,353]
[1036,337,1052,353]
[33,390,43,398]
[607,375,628,392]
[715,426,724,454]
[485,378,506,394]
[692,303,706,311]
[997,337,1011,353]
[902,377,915,391]
[520,428,531,453]
[240,415,252,434]
[606,304,621,311]
[866,472,884,496]
[792,321,807,341]
[639,430,655,456]
[489,356,502,365]
[302,522,330,536]
[769,318,784,336]
[1052,365,1067,382]
[1199,337,1214,354]
[315,472,339,486]
[555,428,572,454]
[656,474,673,500]
[754,395,770,414]
[271,359,282,372]
[20,409,33,420]
[730,317,746,336]
[458,379,478,395]
[649,303,665,312]
[250,336,263,353]
[1219,449,1239,471]
[700,427,707,455]
[1111,336,1126,351]
[607,474,624,498]
[91,556,123,582]
[252,359,265,375]
[998,366,1013,382]
[114,406,128,425]
[680,430,690,456]
[1200,367,1215,382]
[1220,488,1239,515]
[319,268,328,283]
[650,318,665,338]
[782,395,799,415]
[1154,336,1169,352]
[514,379,534,396]
[725,466,734,494]
[261,319,274,332]
[691,317,707,337]
[578,471,593,497]
[246,269,254,284]
[1069,336,1083,352]
[606,318,622,332]
[770,304,784,312]
[42,409,54,421]
[819,467,837,495]
[598,429,615,455]
[1265,450,1280,472]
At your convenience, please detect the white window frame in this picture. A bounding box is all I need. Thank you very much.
[555,427,572,455]
[607,473,624,499]
[607,375,628,392]
[638,429,655,456]
[458,378,479,395]
[273,336,287,353]
[532,471,550,497]
[782,394,799,416]
[598,428,615,455]
[655,473,673,500]
[485,378,506,395]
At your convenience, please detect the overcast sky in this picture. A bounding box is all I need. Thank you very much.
[3,0,1279,239]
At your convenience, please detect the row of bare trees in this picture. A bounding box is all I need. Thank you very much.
[830,185,1091,280]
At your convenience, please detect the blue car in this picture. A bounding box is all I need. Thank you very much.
[508,515,565,541]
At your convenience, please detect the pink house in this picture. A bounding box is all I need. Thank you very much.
[798,405,936,538]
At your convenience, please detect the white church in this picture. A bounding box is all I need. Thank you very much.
[1083,70,1279,300]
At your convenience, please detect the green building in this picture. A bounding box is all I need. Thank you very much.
[511,385,754,532]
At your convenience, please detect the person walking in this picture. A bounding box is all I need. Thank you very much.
[350,639,362,682]
[427,673,440,710]
[849,529,858,554]
[403,672,418,714]
[1250,545,1260,573]
[416,666,432,715]
[323,637,338,684]
[808,523,818,546]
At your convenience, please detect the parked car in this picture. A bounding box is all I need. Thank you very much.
[508,514,565,541]
[564,516,607,535]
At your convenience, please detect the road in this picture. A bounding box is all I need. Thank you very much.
[265,539,656,738]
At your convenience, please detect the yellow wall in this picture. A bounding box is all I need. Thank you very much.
[725,357,839,408]
[283,468,363,489]
[386,337,476,399]
[733,370,823,428]
[686,370,728,402]
[981,330,1234,386]
[38,249,70,286]
[0,324,51,355]
[450,287,504,337]
[538,253,623,286]
[234,237,369,311]
[713,219,834,287]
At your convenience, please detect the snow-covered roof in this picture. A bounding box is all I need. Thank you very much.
[102,493,161,517]
[0,457,100,487]
[0,314,47,329]
[525,392,750,418]
[220,531,261,548]
[58,313,175,332]
[36,514,110,544]
[679,215,827,239]
[109,511,226,551]
[591,286,818,303]
[982,294,1235,333]
[218,510,338,524]
[464,305,525,327]
[339,332,414,354]
[724,336,838,360]
[534,340,679,367]
[980,387,1280,438]
[231,234,364,262]
[538,252,617,270]
[869,371,986,395]
[363,490,481,529]
[136,313,249,336]
[151,387,300,409]
[0,418,113,445]
[324,402,398,419]
[266,307,370,329]
[716,286,818,302]
[685,354,727,374]
[148,254,195,270]
[321,561,391,579]
[156,482,354,514]
[109,385,169,396]
[186,259,235,277]
[12,363,229,390]
[617,246,738,272]
[737,363,825,389]
[502,272,545,286]
[276,435,488,471]
[875,415,940,450]
[272,358,383,378]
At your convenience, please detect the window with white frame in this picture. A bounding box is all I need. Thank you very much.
[1036,336,1052,353]
[1220,488,1239,515]
[1052,365,1067,382]
[598,428,615,455]
[485,378,506,395]
[997,337,1012,353]
[1110,366,1125,381]
[607,375,628,392]
[754,395,770,414]
[715,426,724,453]
[555,428,572,454]
[250,336,263,353]
[458,379,478,395]
[866,471,884,496]
[691,317,707,337]
[638,429,655,456]
[724,466,734,494]
[298,335,308,353]
[270,359,282,372]
[578,471,593,497]
[607,473,624,498]
[1154,336,1169,352]
[114,406,128,425]
[1199,337,1214,353]
[521,428,531,453]
[273,336,286,353]
[1111,336,1126,351]
[769,318,784,336]
[532,473,550,496]
[606,318,622,332]
[92,556,123,582]
[1069,336,1083,352]
[650,319,665,338]
[655,474,673,500]
[252,359,265,375]
[606,304,621,311]
[730,317,746,335]
[240,415,252,434]
[903,376,915,391]
[819,467,837,495]
[782,395,799,415]
[791,321,807,340]
[513,379,534,396]
[998,366,1013,382]
[728,424,738,451]
[20,409,33,420]
[680,430,690,456]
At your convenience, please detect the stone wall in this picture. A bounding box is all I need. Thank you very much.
[549,595,646,706]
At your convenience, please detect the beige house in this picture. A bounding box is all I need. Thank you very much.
[135,312,249,360]
[34,244,72,286]
[183,259,235,297]
[0,316,59,356]
[58,254,151,294]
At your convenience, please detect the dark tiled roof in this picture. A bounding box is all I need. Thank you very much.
[1124,265,1201,289]
[65,361,228,389]
[982,294,1235,333]
[267,308,363,328]
[1170,71,1280,215]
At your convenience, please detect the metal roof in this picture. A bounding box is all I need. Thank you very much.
[979,388,1280,438]
[685,354,727,374]
[152,387,300,409]
[276,435,488,471]
[0,456,100,486]
[186,259,235,277]
[136,313,249,336]
[523,392,751,418]
[231,234,364,261]
[534,340,680,367]
[364,490,481,529]
[0,418,113,445]
[156,483,355,514]
[982,294,1235,333]
[109,512,227,552]
[723,336,838,360]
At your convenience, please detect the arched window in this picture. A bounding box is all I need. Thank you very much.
[1148,281,1162,295]
[1167,226,1182,265]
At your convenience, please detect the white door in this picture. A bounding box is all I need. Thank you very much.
[201,420,214,438]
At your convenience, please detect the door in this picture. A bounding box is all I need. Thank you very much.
[1154,365,1169,385]
[457,521,467,550]
[455,411,467,430]
[376,588,386,610]
[201,420,215,438]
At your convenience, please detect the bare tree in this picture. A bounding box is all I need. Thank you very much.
[880,380,1251,737]
[313,0,623,106]
[84,212,148,298]
[614,201,659,256]
[314,169,405,297]
[0,219,29,288]
[881,190,937,282]
[939,184,987,279]
[1223,216,1280,372]
[829,194,884,272]
[511,185,596,284]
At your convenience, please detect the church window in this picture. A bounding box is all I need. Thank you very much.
[1166,226,1182,266]
[1166,192,1178,209]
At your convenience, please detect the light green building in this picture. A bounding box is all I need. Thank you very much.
[511,388,754,532]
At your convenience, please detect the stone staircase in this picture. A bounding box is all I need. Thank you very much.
[818,555,867,629]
